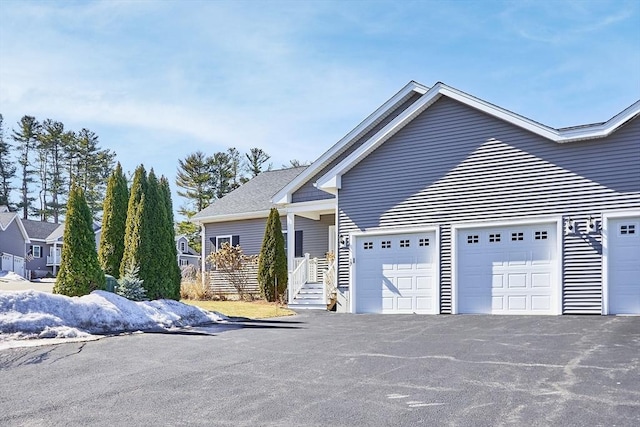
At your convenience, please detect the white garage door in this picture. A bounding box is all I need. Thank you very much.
[457,223,558,315]
[355,232,437,314]
[608,216,640,314]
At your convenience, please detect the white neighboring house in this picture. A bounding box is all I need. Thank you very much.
[176,235,200,269]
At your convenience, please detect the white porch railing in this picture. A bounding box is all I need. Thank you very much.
[290,254,310,302]
[323,259,337,302]
[46,256,61,266]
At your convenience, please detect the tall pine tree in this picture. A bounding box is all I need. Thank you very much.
[0,114,16,208]
[99,163,128,278]
[257,208,288,302]
[12,116,40,219]
[53,186,105,296]
[175,151,214,212]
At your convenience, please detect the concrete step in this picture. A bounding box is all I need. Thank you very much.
[288,301,327,310]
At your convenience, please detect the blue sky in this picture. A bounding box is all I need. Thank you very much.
[1,0,639,217]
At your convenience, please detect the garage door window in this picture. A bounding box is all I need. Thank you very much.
[363,241,373,250]
[489,233,501,242]
[400,239,410,248]
[381,240,391,249]
[620,224,636,235]
[467,235,479,244]
[535,231,548,240]
[419,238,429,246]
[511,232,524,241]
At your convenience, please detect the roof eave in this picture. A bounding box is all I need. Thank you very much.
[271,81,428,204]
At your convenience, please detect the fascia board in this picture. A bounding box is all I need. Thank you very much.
[190,210,272,225]
[317,83,640,190]
[317,84,445,190]
[271,81,428,204]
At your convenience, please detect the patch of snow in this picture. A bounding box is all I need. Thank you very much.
[0,290,226,347]
[0,271,29,282]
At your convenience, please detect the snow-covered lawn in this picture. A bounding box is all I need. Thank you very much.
[0,289,226,349]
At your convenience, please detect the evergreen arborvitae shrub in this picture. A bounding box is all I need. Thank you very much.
[53,186,106,296]
[120,165,153,292]
[160,176,181,300]
[142,170,164,299]
[257,208,288,302]
[116,263,147,301]
[98,162,128,278]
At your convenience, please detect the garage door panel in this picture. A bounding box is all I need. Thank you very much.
[355,231,437,314]
[457,223,557,315]
[608,216,640,314]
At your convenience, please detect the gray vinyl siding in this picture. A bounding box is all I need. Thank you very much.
[203,214,334,266]
[203,217,279,258]
[292,92,423,203]
[25,240,50,275]
[0,222,25,257]
[338,96,640,314]
[295,214,335,259]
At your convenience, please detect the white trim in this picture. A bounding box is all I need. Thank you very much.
[450,217,563,315]
[349,225,440,314]
[316,82,640,192]
[272,81,429,204]
[191,210,272,225]
[0,214,31,243]
[200,224,206,278]
[601,209,640,315]
[215,235,232,250]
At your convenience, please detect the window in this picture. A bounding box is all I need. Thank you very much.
[180,241,186,253]
[295,230,303,258]
[511,232,524,241]
[179,259,188,266]
[216,235,231,250]
[489,233,501,243]
[467,235,479,244]
[534,231,548,240]
[400,239,410,248]
[283,232,288,253]
[211,235,239,252]
[31,245,41,258]
[419,238,429,247]
[621,224,636,235]
[363,242,373,250]
[381,240,391,249]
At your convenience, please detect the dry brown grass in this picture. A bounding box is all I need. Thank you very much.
[182,299,296,319]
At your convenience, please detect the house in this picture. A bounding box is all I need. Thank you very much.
[192,81,640,315]
[21,219,64,278]
[0,206,30,277]
[0,205,103,279]
[175,235,201,268]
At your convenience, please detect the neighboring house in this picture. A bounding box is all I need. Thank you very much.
[192,81,640,315]
[21,219,63,279]
[175,235,200,268]
[0,206,102,279]
[0,206,30,277]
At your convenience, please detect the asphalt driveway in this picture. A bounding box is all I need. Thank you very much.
[1,312,639,426]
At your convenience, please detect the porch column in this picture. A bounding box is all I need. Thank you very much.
[200,224,207,286]
[287,212,295,302]
[52,242,58,276]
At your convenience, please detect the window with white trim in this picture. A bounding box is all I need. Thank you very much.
[179,259,188,266]
[180,241,186,252]
[31,245,42,258]
[216,235,232,250]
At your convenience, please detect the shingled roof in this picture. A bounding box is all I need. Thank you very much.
[192,167,307,221]
[21,219,62,241]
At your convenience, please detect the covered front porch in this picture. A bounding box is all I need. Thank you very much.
[284,200,337,309]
